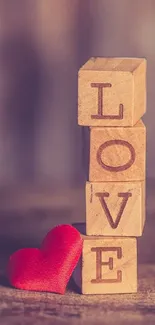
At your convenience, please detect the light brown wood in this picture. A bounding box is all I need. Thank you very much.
[73,231,137,294]
[89,120,146,182]
[86,180,145,236]
[78,57,146,127]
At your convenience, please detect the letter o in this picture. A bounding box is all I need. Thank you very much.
[96,140,135,172]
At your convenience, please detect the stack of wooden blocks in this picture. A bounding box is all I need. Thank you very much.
[75,57,146,294]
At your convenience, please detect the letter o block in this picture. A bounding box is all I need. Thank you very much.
[78,57,146,127]
[89,120,146,182]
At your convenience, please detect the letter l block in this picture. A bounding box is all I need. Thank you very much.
[78,57,146,127]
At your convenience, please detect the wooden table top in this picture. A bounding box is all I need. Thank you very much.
[0,263,155,325]
[0,181,154,324]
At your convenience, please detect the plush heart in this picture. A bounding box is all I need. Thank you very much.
[7,224,83,294]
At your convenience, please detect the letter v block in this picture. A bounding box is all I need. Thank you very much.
[89,120,146,182]
[78,57,146,127]
[86,181,145,236]
[73,225,137,294]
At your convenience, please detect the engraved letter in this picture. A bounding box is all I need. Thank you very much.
[91,83,123,120]
[96,192,132,229]
[96,139,136,172]
[91,247,122,283]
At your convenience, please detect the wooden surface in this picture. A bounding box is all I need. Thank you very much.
[0,261,155,324]
[86,180,145,236]
[0,180,154,324]
[78,57,146,127]
[89,120,146,182]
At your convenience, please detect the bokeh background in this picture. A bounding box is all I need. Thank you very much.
[0,0,154,262]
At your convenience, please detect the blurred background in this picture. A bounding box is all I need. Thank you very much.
[0,0,154,263]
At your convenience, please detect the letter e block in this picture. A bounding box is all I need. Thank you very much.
[86,181,145,236]
[73,232,137,294]
[89,120,146,182]
[78,57,146,127]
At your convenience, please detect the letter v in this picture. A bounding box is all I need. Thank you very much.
[95,192,132,229]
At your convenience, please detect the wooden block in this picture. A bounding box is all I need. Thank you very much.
[86,180,145,236]
[73,226,137,294]
[78,57,146,127]
[89,120,146,182]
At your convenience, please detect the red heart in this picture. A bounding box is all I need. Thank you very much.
[7,224,83,294]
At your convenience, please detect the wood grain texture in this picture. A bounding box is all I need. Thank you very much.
[73,231,137,294]
[86,181,145,236]
[89,120,146,182]
[78,57,146,127]
[0,263,155,325]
